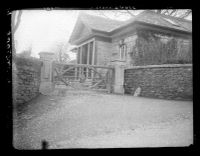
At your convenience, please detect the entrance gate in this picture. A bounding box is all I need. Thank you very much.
[52,62,114,93]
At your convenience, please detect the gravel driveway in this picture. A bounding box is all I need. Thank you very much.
[13,89,193,149]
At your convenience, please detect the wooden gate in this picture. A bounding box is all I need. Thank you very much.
[52,62,114,93]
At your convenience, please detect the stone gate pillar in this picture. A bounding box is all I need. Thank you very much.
[39,52,56,95]
[111,60,126,94]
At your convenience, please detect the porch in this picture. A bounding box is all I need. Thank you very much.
[71,39,96,79]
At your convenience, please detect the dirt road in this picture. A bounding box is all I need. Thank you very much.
[13,90,193,149]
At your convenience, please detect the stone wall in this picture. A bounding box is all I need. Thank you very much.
[13,56,43,105]
[124,64,192,100]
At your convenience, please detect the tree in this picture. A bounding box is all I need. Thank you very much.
[17,50,31,57]
[17,46,32,58]
[153,9,191,19]
[12,10,23,59]
[61,52,70,63]
[154,9,192,19]
[52,42,70,63]
[91,10,136,19]
[95,9,192,20]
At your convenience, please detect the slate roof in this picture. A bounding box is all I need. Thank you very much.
[80,13,125,32]
[69,11,192,45]
[124,11,192,32]
[79,11,192,33]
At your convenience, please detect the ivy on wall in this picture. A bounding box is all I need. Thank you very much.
[129,29,192,66]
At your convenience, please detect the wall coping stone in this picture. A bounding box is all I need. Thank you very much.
[125,64,192,70]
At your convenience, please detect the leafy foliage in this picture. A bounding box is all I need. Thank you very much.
[131,29,192,65]
[17,50,31,58]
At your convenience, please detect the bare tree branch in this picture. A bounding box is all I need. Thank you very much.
[12,10,23,59]
[12,10,23,34]
[161,10,169,15]
[96,9,192,22]
[172,10,178,17]
[163,9,191,19]
[179,10,192,18]
[169,10,177,16]
[126,10,135,17]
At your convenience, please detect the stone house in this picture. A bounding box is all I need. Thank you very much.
[69,10,192,67]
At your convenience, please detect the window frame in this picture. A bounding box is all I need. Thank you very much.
[77,38,95,65]
[119,39,127,60]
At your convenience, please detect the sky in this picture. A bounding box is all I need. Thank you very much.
[14,9,191,59]
[15,10,80,58]
[14,10,141,59]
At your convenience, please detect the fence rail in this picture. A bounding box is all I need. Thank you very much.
[53,63,114,92]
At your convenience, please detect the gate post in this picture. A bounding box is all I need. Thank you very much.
[111,60,126,94]
[39,52,56,95]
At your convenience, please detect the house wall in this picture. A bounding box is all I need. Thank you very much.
[95,40,112,66]
[111,33,138,66]
[124,64,192,100]
[110,26,192,67]
[13,56,43,105]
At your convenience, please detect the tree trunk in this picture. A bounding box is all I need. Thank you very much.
[12,10,23,61]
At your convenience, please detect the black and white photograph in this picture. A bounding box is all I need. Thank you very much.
[12,9,193,149]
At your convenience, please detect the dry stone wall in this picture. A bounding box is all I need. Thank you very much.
[124,64,192,100]
[13,56,43,105]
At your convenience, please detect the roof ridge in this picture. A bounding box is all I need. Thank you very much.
[79,10,191,24]
[110,10,191,33]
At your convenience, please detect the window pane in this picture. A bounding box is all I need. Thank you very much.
[89,42,93,65]
[122,46,124,60]
[120,45,127,60]
[119,46,121,59]
[125,46,127,58]
[77,47,81,64]
[82,44,88,64]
